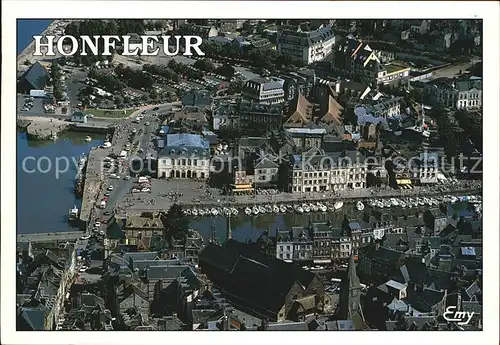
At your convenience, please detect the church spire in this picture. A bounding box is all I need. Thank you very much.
[226,213,232,241]
[338,253,362,320]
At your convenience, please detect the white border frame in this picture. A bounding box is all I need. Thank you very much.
[2,1,499,344]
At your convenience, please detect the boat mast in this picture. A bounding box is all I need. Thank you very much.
[421,104,425,128]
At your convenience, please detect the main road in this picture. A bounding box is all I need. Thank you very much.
[87,104,174,231]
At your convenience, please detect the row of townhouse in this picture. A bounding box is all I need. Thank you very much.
[423,76,482,111]
[275,218,406,264]
[331,38,411,86]
[285,147,368,193]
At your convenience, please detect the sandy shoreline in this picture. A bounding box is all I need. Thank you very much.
[17,20,74,69]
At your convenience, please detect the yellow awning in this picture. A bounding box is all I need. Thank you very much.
[396,179,412,185]
[232,188,254,192]
[232,184,253,189]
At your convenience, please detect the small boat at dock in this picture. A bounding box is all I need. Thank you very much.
[244,207,252,216]
[85,136,92,142]
[68,205,79,220]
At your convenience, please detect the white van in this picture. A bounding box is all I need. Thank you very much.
[99,200,107,209]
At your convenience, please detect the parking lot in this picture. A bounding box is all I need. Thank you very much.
[17,95,49,116]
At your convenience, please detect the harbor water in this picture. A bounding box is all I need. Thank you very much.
[17,131,105,234]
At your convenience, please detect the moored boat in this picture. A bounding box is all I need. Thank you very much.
[334,201,343,210]
[68,205,79,220]
[295,205,304,214]
[356,201,365,211]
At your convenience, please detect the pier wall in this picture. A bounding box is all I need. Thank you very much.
[17,117,115,140]
[17,231,82,244]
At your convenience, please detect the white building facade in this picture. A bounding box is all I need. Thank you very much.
[277,25,336,65]
[242,77,285,104]
[157,134,211,179]
[288,147,367,193]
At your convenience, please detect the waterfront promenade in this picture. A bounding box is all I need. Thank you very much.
[113,179,481,216]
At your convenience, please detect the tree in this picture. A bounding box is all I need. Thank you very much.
[227,80,243,95]
[53,86,64,101]
[215,63,235,79]
[160,204,189,243]
[50,61,61,80]
[342,107,358,126]
[217,126,242,143]
[193,58,215,72]
[114,95,124,107]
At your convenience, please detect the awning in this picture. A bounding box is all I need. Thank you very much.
[396,179,412,185]
[232,188,254,192]
[232,184,253,189]
[313,259,331,264]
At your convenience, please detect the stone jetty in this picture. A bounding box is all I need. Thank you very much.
[20,116,70,140]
